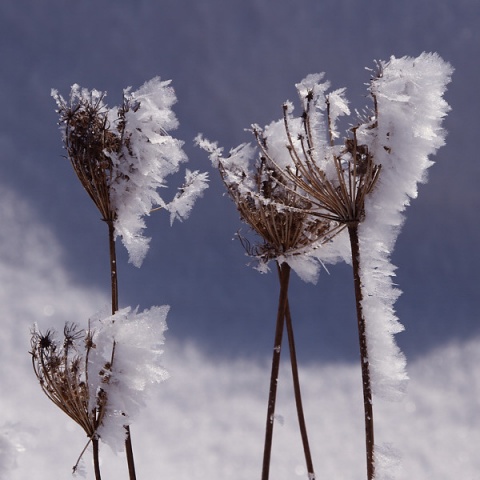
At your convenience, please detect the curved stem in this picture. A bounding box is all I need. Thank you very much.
[107,221,137,480]
[261,262,291,480]
[348,225,374,480]
[284,297,315,479]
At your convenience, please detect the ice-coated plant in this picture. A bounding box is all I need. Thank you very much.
[51,78,208,268]
[30,307,168,477]
[32,77,207,479]
[273,53,452,479]
[197,133,339,480]
[199,52,452,480]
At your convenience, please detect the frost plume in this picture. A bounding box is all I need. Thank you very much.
[167,169,209,225]
[357,53,453,399]
[89,306,169,451]
[110,77,208,266]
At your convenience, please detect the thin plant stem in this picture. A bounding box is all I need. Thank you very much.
[261,262,291,480]
[348,224,374,480]
[107,221,137,480]
[108,221,119,314]
[284,297,315,479]
[92,437,102,480]
[124,427,137,480]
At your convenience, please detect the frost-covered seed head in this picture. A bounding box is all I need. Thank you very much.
[52,86,121,223]
[53,78,208,267]
[197,134,332,267]
[279,84,381,229]
[30,323,105,440]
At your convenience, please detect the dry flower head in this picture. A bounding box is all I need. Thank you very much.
[216,139,332,263]
[53,87,135,224]
[30,323,108,441]
[272,85,382,233]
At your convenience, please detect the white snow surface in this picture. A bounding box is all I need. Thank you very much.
[0,183,478,479]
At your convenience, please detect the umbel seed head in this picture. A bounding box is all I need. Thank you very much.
[30,323,106,440]
[53,86,124,223]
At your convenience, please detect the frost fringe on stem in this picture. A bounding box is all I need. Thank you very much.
[196,134,338,480]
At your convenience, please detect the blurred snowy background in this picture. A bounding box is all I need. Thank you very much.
[0,0,478,478]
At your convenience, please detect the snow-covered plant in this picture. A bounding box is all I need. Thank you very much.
[196,130,337,479]
[277,54,452,480]
[33,77,207,479]
[199,52,452,480]
[52,78,208,268]
[196,135,336,275]
[30,306,168,476]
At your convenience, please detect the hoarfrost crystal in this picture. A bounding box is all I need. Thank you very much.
[89,306,170,451]
[53,77,208,267]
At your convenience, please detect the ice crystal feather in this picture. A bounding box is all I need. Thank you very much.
[53,77,208,267]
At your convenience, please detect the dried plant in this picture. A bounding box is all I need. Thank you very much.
[253,53,452,479]
[200,53,452,480]
[34,78,206,479]
[274,82,381,480]
[30,323,107,478]
[55,88,123,225]
[197,134,338,480]
[52,86,138,479]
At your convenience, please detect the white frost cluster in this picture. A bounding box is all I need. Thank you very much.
[89,305,169,451]
[110,78,208,266]
[357,53,453,399]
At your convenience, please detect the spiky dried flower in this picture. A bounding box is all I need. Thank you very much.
[197,134,333,271]
[269,77,382,233]
[30,323,108,441]
[52,85,126,223]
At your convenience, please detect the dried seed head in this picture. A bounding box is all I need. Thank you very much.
[30,323,106,440]
[53,86,126,223]
[277,83,381,229]
[215,132,333,264]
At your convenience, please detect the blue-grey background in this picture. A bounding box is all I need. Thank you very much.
[1,0,478,364]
